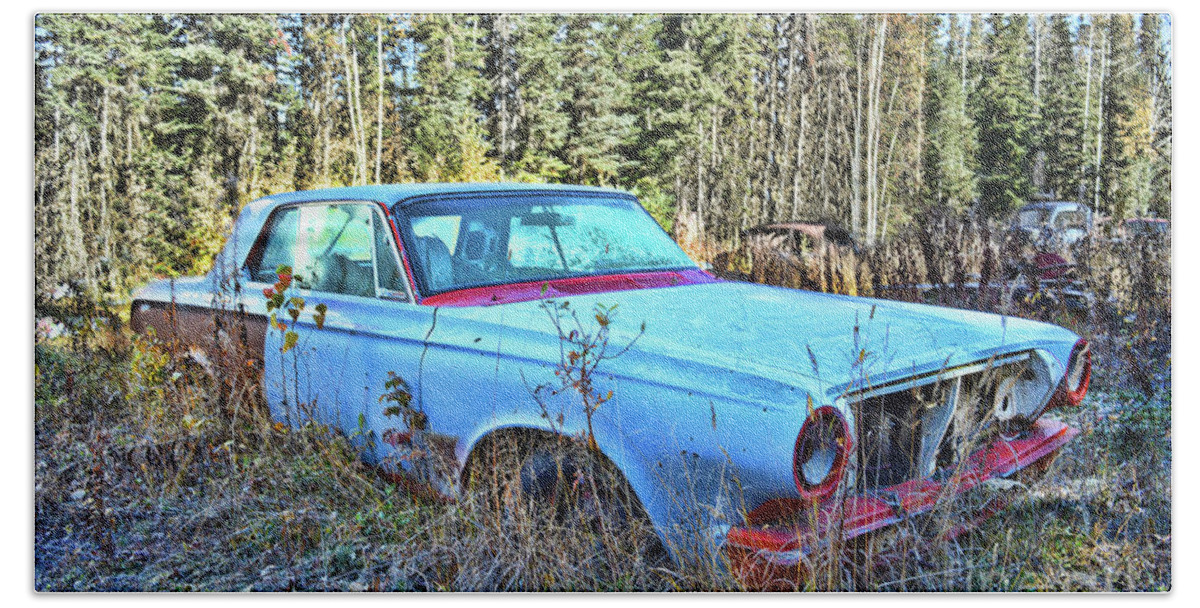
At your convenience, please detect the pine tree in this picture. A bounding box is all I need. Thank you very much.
[975,13,1035,217]
[922,14,978,211]
[1041,14,1086,202]
[507,14,570,180]
[482,14,517,170]
[559,15,637,185]
[407,14,497,182]
[1100,14,1146,221]
[35,15,195,289]
[1139,14,1171,217]
[636,15,702,194]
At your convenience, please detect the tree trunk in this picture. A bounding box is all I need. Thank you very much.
[1093,29,1106,214]
[851,20,864,238]
[376,19,384,184]
[1082,18,1094,198]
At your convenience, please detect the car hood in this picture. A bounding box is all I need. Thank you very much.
[485,280,1077,399]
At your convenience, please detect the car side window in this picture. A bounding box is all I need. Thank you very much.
[1055,210,1084,231]
[373,215,409,299]
[247,203,410,301]
[296,204,375,297]
[249,207,300,282]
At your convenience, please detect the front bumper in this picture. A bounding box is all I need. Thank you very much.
[724,417,1079,589]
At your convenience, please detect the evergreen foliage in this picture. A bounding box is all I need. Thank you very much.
[1041,14,1086,202]
[33,13,1172,297]
[922,16,978,212]
[975,14,1035,217]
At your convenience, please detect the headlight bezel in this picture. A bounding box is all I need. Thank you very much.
[1065,339,1092,406]
[792,405,852,503]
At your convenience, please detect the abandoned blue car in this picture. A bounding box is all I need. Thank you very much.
[131,183,1090,584]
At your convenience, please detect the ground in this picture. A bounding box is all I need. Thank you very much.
[32,317,1170,591]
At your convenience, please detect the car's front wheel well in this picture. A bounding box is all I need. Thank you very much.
[459,427,652,523]
[459,426,669,566]
[460,427,556,489]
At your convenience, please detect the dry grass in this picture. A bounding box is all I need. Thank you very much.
[705,212,1171,591]
[33,329,715,591]
[35,213,1169,591]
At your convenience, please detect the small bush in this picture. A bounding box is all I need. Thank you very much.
[35,210,1169,590]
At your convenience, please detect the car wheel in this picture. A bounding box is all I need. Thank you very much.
[466,433,669,568]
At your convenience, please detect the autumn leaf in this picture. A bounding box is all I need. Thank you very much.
[273,264,294,291]
[313,302,328,330]
[282,330,299,353]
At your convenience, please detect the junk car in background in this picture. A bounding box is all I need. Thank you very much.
[1012,200,1093,249]
[743,221,860,256]
[1120,217,1170,242]
[130,184,1091,586]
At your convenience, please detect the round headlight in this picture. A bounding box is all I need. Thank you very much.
[1066,339,1091,405]
[793,406,851,503]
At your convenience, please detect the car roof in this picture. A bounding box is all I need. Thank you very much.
[258,183,630,208]
[216,183,635,281]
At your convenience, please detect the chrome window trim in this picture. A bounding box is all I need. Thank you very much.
[242,199,415,304]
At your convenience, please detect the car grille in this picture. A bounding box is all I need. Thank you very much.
[846,353,1039,492]
[853,387,928,489]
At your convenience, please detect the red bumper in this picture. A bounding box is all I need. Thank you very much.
[725,418,1079,588]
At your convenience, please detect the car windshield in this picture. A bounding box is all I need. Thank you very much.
[397,194,697,295]
[1018,208,1051,228]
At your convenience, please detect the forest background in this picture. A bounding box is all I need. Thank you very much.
[28,12,1178,591]
[33,12,1171,301]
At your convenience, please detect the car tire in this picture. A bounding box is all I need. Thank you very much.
[465,432,669,569]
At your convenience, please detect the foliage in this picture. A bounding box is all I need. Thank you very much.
[33,12,1172,592]
[975,14,1035,217]
[35,13,1171,295]
[1041,15,1086,202]
[262,265,327,354]
[532,298,645,451]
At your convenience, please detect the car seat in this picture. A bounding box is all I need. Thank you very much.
[415,235,454,292]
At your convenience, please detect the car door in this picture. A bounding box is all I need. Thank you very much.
[244,201,437,477]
